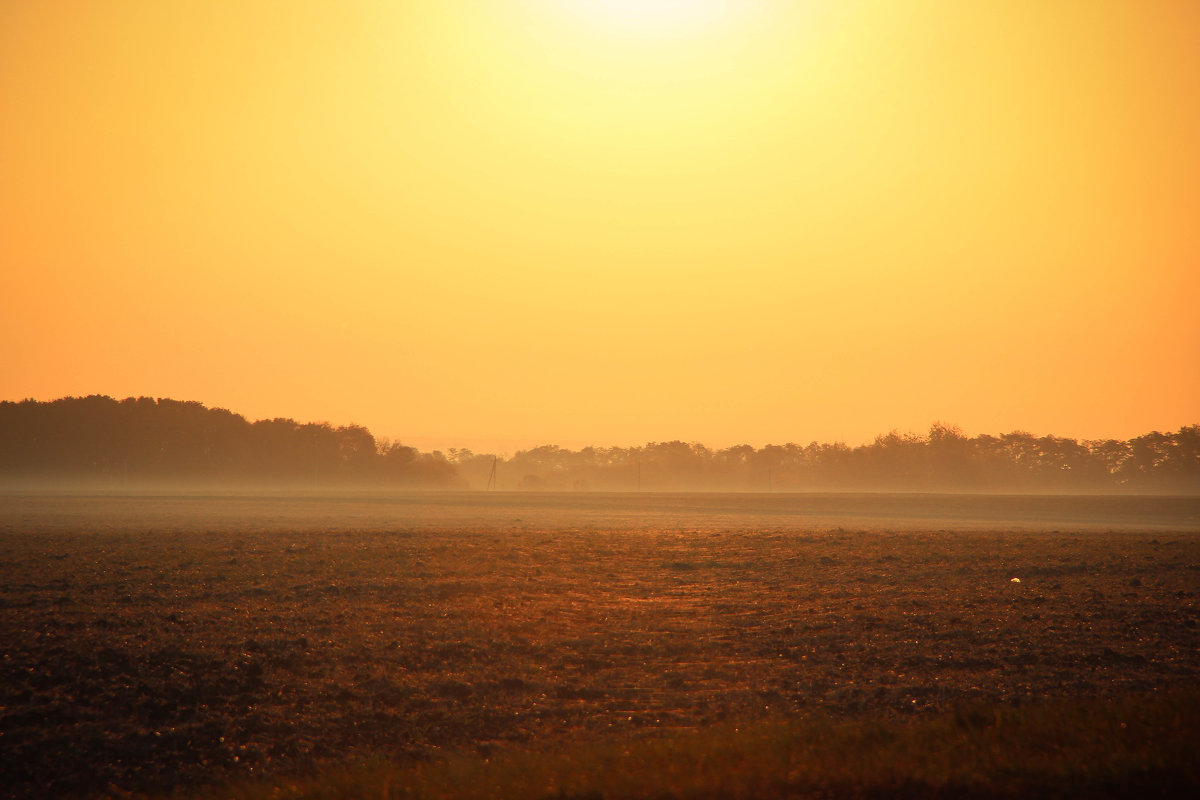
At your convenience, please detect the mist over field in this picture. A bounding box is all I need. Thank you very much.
[4,491,1199,538]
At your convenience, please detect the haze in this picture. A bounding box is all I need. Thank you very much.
[2,1,1198,451]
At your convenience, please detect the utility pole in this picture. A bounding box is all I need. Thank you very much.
[487,456,497,491]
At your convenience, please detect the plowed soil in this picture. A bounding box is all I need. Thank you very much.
[1,493,1197,798]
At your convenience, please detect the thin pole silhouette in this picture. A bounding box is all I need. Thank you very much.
[486,456,497,491]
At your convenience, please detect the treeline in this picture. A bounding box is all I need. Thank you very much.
[453,422,1199,494]
[1,396,1197,492]
[0,396,457,488]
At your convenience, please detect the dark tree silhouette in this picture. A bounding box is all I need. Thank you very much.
[1,397,1195,492]
[0,396,458,488]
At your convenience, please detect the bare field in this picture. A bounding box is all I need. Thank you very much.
[1,493,1198,798]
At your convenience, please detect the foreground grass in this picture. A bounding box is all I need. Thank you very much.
[158,690,1199,800]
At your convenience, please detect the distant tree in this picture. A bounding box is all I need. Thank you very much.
[0,396,460,488]
[1,399,1195,492]
[1087,438,1133,481]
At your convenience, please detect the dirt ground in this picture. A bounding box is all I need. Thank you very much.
[1,496,1198,798]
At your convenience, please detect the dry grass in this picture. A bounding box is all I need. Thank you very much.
[171,689,1200,799]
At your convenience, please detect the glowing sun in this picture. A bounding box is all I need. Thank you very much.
[564,0,736,37]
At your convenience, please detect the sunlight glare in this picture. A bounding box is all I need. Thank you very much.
[563,0,736,37]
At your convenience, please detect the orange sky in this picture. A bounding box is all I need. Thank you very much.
[2,1,1197,453]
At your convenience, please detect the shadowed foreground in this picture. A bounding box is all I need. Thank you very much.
[1,495,1197,798]
[178,690,1200,799]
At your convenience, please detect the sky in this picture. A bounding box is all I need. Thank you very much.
[2,0,1198,453]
